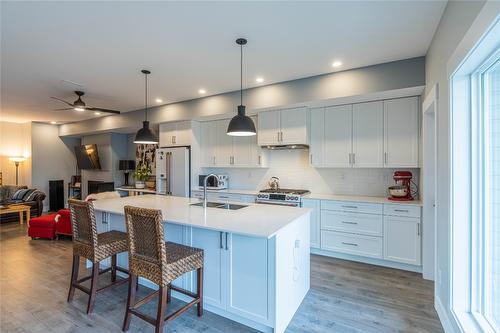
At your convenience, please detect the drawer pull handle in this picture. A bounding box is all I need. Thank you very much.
[342,205,358,209]
[219,196,229,199]
[342,242,358,247]
[394,209,409,212]
[341,221,358,225]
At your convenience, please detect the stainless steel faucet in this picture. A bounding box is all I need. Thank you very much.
[203,174,218,208]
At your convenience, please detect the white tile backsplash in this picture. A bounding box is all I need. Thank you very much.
[202,149,420,197]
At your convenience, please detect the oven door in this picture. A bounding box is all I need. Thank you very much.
[255,200,299,207]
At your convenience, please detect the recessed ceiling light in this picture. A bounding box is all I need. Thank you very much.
[50,121,57,124]
[155,98,163,103]
[95,112,101,115]
[332,61,343,68]
[198,89,206,94]
[256,77,264,83]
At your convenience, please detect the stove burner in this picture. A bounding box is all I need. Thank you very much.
[259,188,310,195]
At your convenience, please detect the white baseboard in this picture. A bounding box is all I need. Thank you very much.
[435,296,456,333]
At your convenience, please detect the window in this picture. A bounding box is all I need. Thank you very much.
[482,59,500,330]
[450,13,500,333]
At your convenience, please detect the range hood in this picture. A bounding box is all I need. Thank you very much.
[261,144,309,150]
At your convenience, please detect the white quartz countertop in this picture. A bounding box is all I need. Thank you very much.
[92,195,311,238]
[304,193,423,206]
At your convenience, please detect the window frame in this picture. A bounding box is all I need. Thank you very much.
[449,16,500,333]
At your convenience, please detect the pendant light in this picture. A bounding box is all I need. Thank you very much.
[227,38,256,136]
[134,69,159,144]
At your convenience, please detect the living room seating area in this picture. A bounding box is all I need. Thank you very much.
[0,185,46,223]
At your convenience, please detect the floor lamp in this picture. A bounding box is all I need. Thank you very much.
[9,157,26,185]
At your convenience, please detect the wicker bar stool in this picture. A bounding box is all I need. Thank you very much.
[67,199,129,314]
[122,206,204,333]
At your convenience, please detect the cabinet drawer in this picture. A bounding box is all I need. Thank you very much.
[321,230,382,258]
[383,204,421,218]
[321,211,382,236]
[321,200,382,215]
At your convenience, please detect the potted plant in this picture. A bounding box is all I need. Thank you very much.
[134,162,151,189]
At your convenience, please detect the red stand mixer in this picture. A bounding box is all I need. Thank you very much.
[388,171,417,201]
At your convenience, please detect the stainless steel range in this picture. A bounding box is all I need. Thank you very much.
[256,188,310,207]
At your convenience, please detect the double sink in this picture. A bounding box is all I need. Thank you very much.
[190,202,248,210]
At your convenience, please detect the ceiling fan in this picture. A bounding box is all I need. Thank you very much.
[51,91,121,114]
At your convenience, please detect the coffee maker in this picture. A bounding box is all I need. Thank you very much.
[388,171,416,201]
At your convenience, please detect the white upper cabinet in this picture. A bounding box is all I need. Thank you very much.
[324,105,353,167]
[200,121,217,166]
[384,97,419,167]
[159,121,192,147]
[257,108,307,146]
[309,108,324,166]
[280,108,308,145]
[352,101,384,167]
[257,110,281,146]
[216,119,233,167]
[200,116,266,168]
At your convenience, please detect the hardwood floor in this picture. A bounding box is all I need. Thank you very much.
[0,222,443,333]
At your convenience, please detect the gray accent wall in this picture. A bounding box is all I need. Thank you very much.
[424,0,486,330]
[59,57,425,137]
[31,122,80,210]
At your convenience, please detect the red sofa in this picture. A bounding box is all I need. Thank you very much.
[28,209,72,240]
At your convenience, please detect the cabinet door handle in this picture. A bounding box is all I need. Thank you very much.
[102,212,108,224]
[173,136,176,144]
[280,131,283,142]
[342,221,358,225]
[225,232,229,250]
[342,205,358,209]
[220,232,224,249]
[310,154,313,164]
[352,153,356,165]
[384,152,388,164]
[348,153,352,165]
[277,131,280,142]
[417,223,420,236]
[258,155,262,165]
[394,209,409,212]
[342,242,358,247]
[219,195,229,199]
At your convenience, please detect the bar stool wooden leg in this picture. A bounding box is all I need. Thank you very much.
[155,287,168,333]
[123,275,137,332]
[167,285,171,304]
[67,255,80,302]
[86,262,100,314]
[197,267,204,317]
[111,254,117,282]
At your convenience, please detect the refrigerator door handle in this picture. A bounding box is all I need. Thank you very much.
[167,152,172,195]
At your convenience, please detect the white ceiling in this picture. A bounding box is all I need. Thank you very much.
[0,1,446,124]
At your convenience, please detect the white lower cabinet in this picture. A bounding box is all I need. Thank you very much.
[310,199,422,271]
[301,199,320,248]
[164,223,188,289]
[321,230,383,258]
[226,233,269,322]
[189,228,270,323]
[383,216,421,265]
[191,228,224,308]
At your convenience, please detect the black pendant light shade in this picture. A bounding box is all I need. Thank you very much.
[134,120,158,144]
[227,105,256,136]
[227,38,256,136]
[134,69,158,144]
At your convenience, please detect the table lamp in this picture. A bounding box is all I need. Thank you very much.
[119,160,136,186]
[9,157,26,185]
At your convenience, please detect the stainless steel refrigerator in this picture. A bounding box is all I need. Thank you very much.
[155,147,190,197]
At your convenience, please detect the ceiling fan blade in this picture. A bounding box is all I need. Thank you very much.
[87,107,121,114]
[50,97,74,107]
[53,108,74,111]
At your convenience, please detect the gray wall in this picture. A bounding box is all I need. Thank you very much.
[81,133,129,197]
[59,57,425,137]
[31,122,80,210]
[424,0,485,330]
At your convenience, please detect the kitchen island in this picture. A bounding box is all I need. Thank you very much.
[92,195,311,333]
